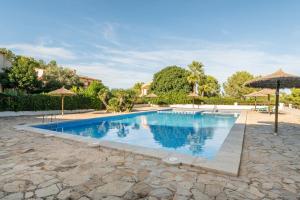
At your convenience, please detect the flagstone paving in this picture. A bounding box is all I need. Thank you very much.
[0,110,300,199]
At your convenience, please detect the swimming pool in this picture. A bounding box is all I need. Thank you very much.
[34,111,238,159]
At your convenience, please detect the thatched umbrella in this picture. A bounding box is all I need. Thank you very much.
[48,87,75,116]
[188,92,199,108]
[244,91,268,110]
[146,93,158,98]
[146,93,158,106]
[245,69,300,133]
[244,89,275,111]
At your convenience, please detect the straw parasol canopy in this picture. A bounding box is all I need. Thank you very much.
[244,89,275,110]
[188,92,199,97]
[48,87,75,116]
[258,88,276,95]
[145,93,158,106]
[188,92,199,108]
[146,93,158,98]
[245,69,300,88]
[245,69,300,134]
[244,91,268,98]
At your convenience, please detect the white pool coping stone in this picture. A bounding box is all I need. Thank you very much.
[15,109,247,176]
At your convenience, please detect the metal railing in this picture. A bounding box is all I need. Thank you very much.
[42,114,59,130]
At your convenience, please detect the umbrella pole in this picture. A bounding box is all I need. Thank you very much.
[268,94,271,115]
[274,81,280,134]
[254,97,257,110]
[193,97,195,108]
[61,95,65,117]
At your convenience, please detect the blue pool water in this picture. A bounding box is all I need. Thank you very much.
[35,111,238,159]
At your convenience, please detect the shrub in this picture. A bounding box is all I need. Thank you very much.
[107,89,136,112]
[0,94,103,111]
[147,92,274,106]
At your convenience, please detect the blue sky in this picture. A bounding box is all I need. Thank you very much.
[1,0,300,88]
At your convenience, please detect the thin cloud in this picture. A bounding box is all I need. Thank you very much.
[69,62,151,89]
[1,43,75,60]
[81,18,121,46]
[79,43,300,88]
[101,22,120,45]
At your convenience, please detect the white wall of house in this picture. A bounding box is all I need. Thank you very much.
[141,88,148,96]
[0,53,5,71]
[35,68,44,79]
[0,53,11,71]
[0,53,10,92]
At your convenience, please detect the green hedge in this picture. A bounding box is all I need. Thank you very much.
[0,94,103,111]
[138,92,276,106]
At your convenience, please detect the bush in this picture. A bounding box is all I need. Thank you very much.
[107,89,136,112]
[146,92,274,106]
[0,94,103,111]
[150,92,191,104]
[135,97,148,104]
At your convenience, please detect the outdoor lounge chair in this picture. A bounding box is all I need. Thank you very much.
[255,106,269,112]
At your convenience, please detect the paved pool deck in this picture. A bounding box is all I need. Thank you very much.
[0,109,300,199]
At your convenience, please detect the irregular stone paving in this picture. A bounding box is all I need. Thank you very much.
[0,110,300,200]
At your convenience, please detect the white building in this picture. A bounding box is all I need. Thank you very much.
[140,82,151,96]
[0,52,11,92]
[34,68,45,79]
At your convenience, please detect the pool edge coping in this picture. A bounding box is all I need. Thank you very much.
[15,109,247,177]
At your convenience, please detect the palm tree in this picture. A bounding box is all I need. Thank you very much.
[98,88,110,112]
[187,61,205,96]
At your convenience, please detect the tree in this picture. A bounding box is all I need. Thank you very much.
[291,88,300,97]
[8,56,41,92]
[84,80,106,97]
[187,61,205,95]
[98,88,111,110]
[132,82,144,96]
[199,75,220,97]
[151,66,191,94]
[42,61,82,91]
[223,71,256,98]
[107,89,137,112]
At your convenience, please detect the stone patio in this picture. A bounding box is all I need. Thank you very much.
[0,110,300,199]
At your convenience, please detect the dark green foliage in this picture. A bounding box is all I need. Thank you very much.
[147,91,270,106]
[0,94,102,111]
[42,61,82,91]
[150,92,192,104]
[223,71,257,98]
[0,67,13,89]
[151,66,192,94]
